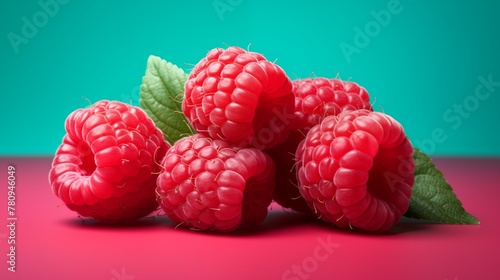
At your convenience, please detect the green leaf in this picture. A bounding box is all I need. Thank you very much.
[404,147,479,224]
[139,55,193,144]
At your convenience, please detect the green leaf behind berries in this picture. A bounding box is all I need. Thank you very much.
[139,55,193,144]
[404,147,479,224]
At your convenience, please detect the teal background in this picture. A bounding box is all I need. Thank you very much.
[1,0,499,156]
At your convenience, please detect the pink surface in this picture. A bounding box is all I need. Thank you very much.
[0,157,499,280]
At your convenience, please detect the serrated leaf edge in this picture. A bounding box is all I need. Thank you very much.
[139,55,193,144]
[404,147,480,225]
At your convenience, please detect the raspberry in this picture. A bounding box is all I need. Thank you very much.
[293,78,372,131]
[265,130,312,213]
[48,100,169,222]
[182,46,295,150]
[156,134,275,231]
[267,78,372,213]
[296,109,414,232]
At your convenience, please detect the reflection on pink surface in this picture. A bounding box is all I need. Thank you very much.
[0,157,499,280]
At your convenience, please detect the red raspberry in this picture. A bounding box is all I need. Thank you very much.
[265,130,312,214]
[48,100,169,222]
[182,46,295,150]
[293,78,372,131]
[267,78,372,213]
[156,134,276,231]
[296,109,414,232]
